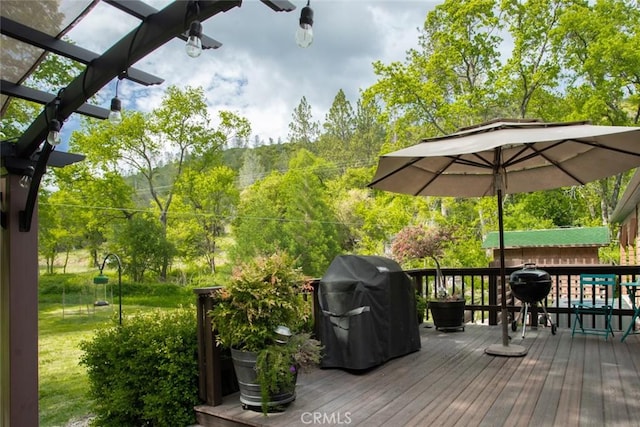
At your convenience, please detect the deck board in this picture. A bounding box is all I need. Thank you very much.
[195,325,640,427]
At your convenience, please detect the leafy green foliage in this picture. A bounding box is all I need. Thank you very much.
[210,252,320,414]
[110,213,175,282]
[79,307,199,427]
[255,333,322,414]
[171,166,239,273]
[288,96,320,150]
[27,1,640,284]
[231,151,343,277]
[210,252,310,352]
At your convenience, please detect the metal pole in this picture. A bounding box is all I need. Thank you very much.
[497,187,509,347]
[99,253,123,325]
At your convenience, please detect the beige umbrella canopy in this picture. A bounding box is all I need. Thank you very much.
[369,119,640,356]
[371,119,640,197]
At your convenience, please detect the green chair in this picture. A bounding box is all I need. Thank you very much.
[572,274,617,340]
[620,277,640,342]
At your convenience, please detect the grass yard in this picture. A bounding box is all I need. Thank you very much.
[38,272,198,426]
[39,306,110,426]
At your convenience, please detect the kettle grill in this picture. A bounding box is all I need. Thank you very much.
[509,263,557,337]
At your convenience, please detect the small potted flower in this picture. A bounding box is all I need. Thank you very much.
[391,224,465,331]
[209,252,323,414]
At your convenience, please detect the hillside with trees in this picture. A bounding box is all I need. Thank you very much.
[6,0,638,283]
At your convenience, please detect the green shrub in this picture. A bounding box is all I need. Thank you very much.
[79,307,199,426]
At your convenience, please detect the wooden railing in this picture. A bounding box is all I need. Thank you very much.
[194,264,640,406]
[400,265,639,329]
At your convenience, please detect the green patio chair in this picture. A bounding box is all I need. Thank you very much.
[620,277,640,342]
[572,273,617,340]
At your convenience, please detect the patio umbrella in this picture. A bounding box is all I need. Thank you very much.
[368,118,640,356]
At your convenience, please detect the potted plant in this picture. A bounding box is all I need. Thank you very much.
[209,252,323,414]
[415,290,428,324]
[391,224,465,331]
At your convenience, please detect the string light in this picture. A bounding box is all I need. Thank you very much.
[109,78,123,124]
[295,1,314,48]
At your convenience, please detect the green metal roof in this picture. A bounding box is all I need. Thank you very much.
[482,227,610,249]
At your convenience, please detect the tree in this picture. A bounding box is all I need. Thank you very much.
[552,0,640,225]
[52,164,135,268]
[287,96,320,151]
[556,0,640,125]
[351,97,386,166]
[231,150,342,277]
[365,0,503,141]
[71,85,250,279]
[172,166,239,273]
[317,90,355,165]
[495,0,567,119]
[111,213,175,283]
[364,0,639,249]
[238,148,266,189]
[391,225,455,296]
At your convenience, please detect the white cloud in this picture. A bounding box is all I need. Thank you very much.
[64,1,440,144]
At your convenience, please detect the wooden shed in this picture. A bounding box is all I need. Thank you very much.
[482,226,610,268]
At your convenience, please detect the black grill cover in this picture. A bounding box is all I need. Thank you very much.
[317,255,421,370]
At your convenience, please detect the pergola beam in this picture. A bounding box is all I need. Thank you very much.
[14,0,243,158]
[0,16,164,87]
[0,79,110,119]
[103,0,223,50]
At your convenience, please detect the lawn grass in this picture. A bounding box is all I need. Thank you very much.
[38,272,199,426]
[39,305,110,426]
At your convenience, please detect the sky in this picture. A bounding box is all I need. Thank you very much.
[63,0,440,145]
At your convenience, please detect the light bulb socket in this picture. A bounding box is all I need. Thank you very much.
[47,119,62,146]
[110,97,122,113]
[188,20,202,38]
[109,97,123,123]
[49,119,61,133]
[24,165,36,177]
[299,5,313,27]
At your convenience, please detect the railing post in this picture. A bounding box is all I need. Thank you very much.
[489,274,498,325]
[311,279,322,341]
[194,287,223,406]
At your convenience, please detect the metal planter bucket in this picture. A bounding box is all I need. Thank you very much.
[230,348,296,411]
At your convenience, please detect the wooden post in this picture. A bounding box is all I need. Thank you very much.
[194,287,223,406]
[489,274,498,325]
[1,175,39,426]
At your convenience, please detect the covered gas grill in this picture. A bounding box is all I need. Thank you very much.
[509,263,557,337]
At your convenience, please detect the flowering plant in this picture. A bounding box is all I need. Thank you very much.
[391,224,458,300]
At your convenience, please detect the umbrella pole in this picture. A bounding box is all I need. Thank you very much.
[498,188,510,347]
[485,189,527,357]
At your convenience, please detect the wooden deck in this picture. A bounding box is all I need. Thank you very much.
[195,324,640,427]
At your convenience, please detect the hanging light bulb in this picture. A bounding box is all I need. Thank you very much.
[295,1,314,48]
[108,76,124,124]
[109,96,122,124]
[185,20,203,57]
[19,175,32,189]
[19,165,35,189]
[47,119,62,146]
